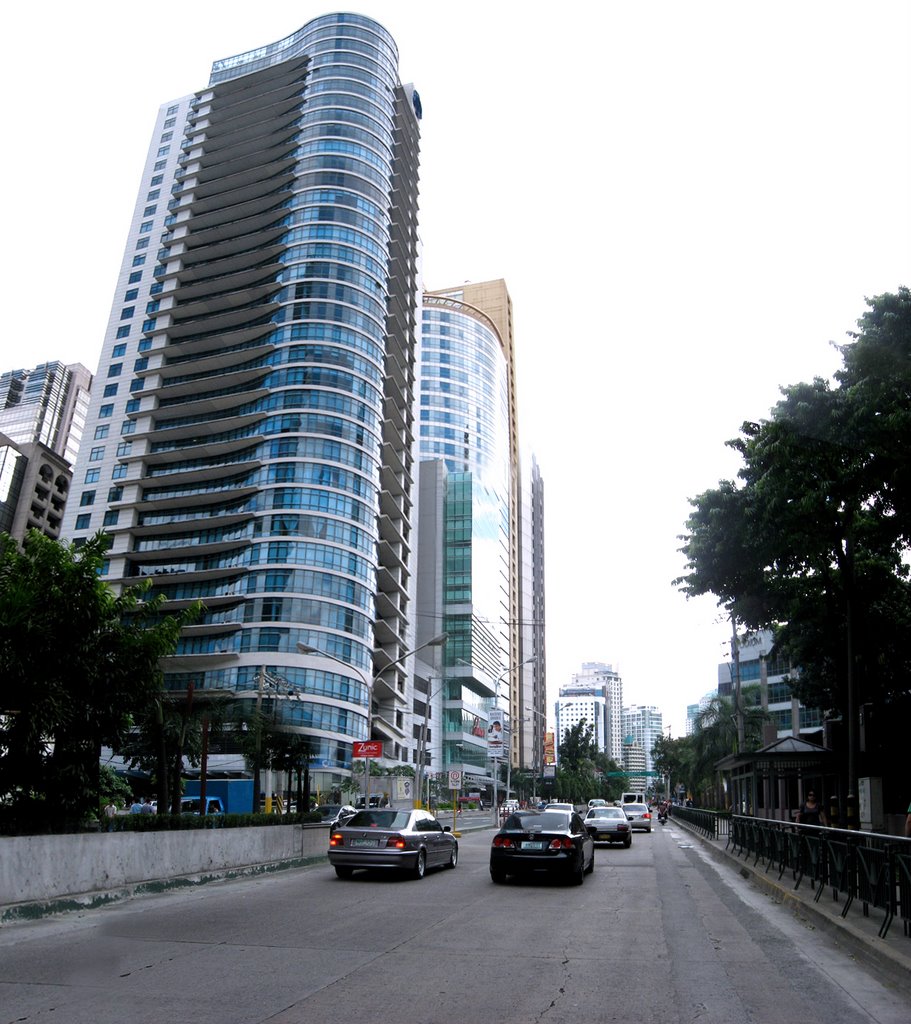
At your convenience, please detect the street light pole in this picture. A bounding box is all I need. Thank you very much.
[251,667,303,813]
[298,632,448,807]
[415,677,450,808]
[518,706,547,804]
[490,656,536,825]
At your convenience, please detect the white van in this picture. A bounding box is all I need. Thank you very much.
[620,792,646,806]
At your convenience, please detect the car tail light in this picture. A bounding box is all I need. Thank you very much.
[386,835,407,849]
[643,812,651,819]
[329,832,344,847]
[549,837,574,850]
[618,823,629,831]
[492,835,515,848]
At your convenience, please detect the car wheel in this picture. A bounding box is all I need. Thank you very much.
[585,848,594,874]
[334,865,353,879]
[447,843,459,869]
[646,827,651,833]
[569,855,585,886]
[623,837,632,848]
[490,867,507,884]
[411,849,426,880]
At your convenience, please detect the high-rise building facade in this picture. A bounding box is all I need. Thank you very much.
[413,282,515,799]
[517,453,546,772]
[0,362,91,466]
[0,361,91,543]
[718,629,823,739]
[571,661,623,762]
[621,704,663,776]
[61,13,422,795]
[555,685,609,761]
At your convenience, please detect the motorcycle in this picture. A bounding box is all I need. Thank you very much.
[658,809,668,825]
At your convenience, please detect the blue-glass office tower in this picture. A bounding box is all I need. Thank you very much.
[61,15,422,795]
[414,281,535,800]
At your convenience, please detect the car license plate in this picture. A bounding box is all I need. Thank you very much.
[521,840,545,850]
[349,838,379,848]
[598,832,612,840]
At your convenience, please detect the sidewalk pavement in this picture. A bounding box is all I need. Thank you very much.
[673,817,911,980]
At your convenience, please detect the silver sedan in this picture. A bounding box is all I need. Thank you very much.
[584,806,633,846]
[328,808,458,879]
[623,803,653,832]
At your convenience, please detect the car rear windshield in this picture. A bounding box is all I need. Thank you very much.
[590,808,623,818]
[346,810,410,829]
[625,804,648,812]
[505,811,570,831]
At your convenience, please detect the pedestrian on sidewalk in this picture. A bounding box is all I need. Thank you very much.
[797,791,826,826]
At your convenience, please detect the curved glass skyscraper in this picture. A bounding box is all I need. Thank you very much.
[416,282,515,797]
[62,14,422,795]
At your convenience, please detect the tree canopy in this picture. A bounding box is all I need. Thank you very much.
[0,531,197,830]
[553,720,628,802]
[676,289,911,723]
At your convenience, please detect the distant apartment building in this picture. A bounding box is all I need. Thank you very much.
[621,739,647,780]
[0,362,91,466]
[621,704,663,776]
[571,662,623,761]
[685,691,716,736]
[718,629,823,739]
[0,361,91,543]
[554,667,616,762]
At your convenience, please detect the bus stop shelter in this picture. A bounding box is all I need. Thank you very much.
[715,736,837,822]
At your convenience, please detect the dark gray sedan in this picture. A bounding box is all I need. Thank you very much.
[328,808,458,879]
[584,805,632,846]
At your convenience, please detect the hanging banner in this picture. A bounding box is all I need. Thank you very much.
[487,709,505,757]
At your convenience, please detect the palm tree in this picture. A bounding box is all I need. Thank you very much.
[691,686,770,807]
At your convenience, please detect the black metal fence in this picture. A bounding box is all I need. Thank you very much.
[669,805,731,840]
[723,814,911,940]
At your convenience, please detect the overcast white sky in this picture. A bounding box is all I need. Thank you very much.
[2,2,909,734]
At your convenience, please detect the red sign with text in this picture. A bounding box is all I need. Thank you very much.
[353,741,383,758]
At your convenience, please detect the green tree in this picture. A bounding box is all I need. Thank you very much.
[687,689,770,808]
[554,720,601,803]
[651,734,693,800]
[677,291,911,761]
[118,689,237,813]
[0,531,197,831]
[98,763,133,811]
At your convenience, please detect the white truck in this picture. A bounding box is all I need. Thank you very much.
[620,791,647,806]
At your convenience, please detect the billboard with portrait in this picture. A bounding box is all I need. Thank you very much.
[487,709,505,757]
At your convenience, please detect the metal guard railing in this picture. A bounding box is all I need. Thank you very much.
[668,805,731,840]
[721,814,911,940]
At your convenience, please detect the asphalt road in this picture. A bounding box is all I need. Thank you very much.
[1,821,907,1024]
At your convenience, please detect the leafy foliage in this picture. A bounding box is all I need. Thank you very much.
[553,720,627,802]
[117,690,238,813]
[0,531,198,831]
[676,290,911,721]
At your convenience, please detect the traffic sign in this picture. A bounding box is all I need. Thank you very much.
[448,769,463,789]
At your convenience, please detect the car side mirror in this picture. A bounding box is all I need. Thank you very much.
[443,826,451,833]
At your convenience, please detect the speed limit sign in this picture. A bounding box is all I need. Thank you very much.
[448,769,463,788]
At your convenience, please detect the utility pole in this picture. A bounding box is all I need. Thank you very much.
[731,613,745,754]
